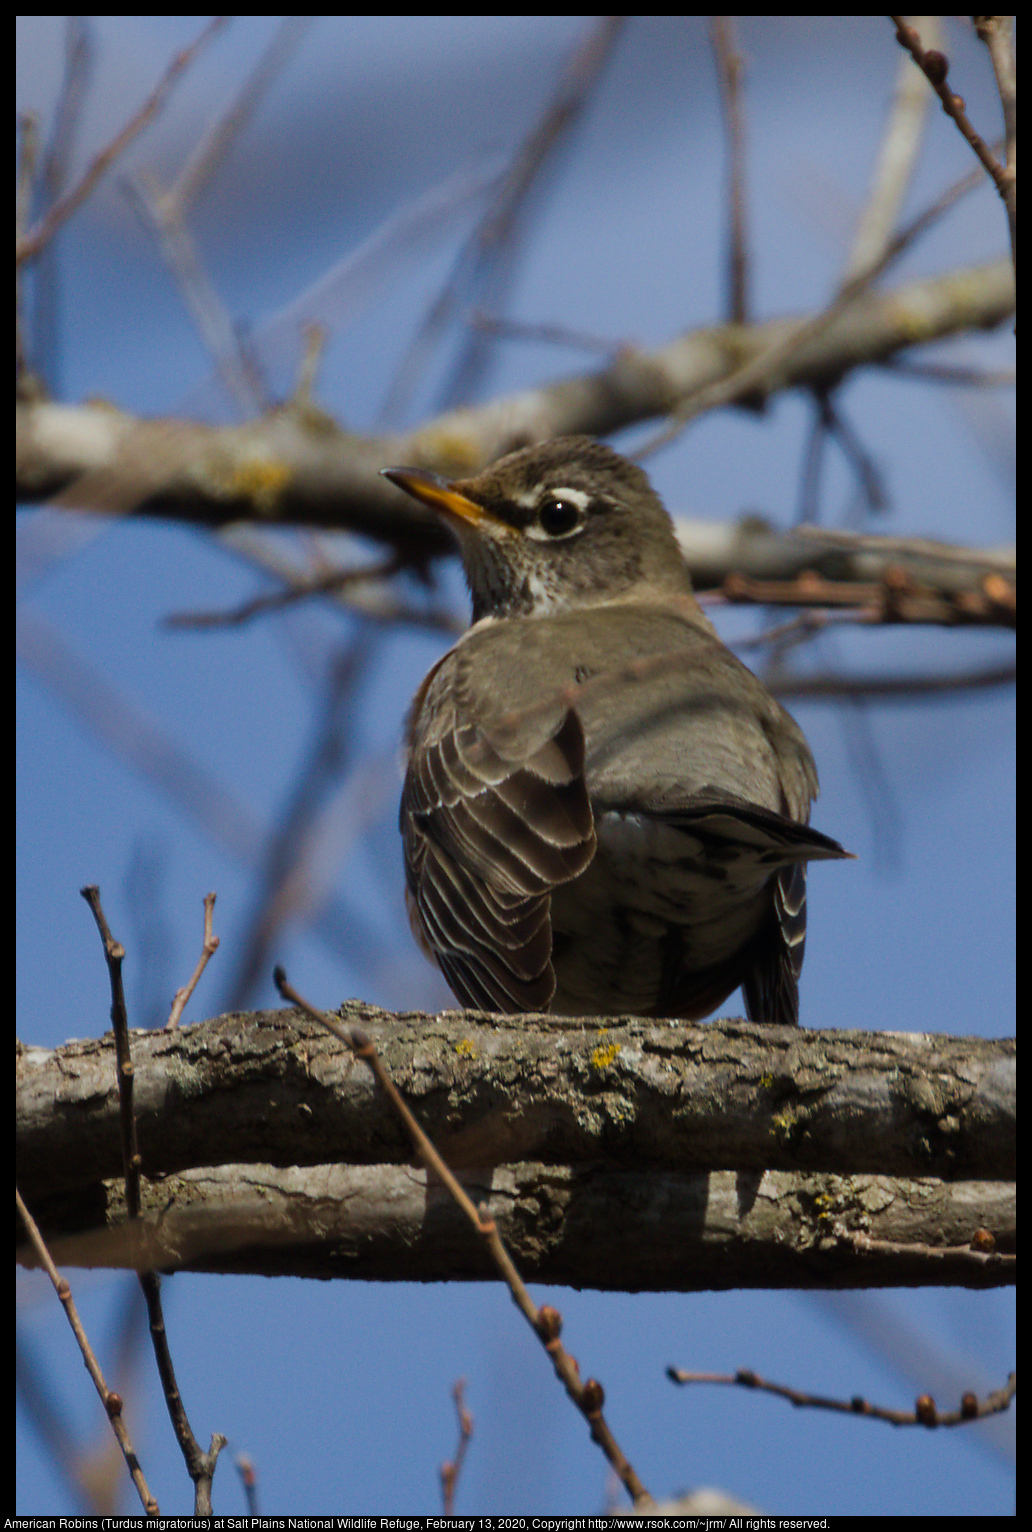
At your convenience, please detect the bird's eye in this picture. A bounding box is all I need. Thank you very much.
[538,496,582,538]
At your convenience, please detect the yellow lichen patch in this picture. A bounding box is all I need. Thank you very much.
[884,288,944,345]
[227,456,292,513]
[454,1038,477,1059]
[770,1104,806,1144]
[590,1040,621,1071]
[410,431,484,477]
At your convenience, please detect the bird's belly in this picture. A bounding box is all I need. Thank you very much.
[548,811,772,1016]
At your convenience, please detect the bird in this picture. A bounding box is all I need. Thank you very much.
[382,436,850,1026]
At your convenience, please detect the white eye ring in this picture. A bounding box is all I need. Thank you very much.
[525,485,591,541]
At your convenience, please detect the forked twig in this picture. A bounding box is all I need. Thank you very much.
[16,18,228,266]
[81,884,227,1513]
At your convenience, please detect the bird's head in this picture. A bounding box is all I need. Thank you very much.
[383,436,695,622]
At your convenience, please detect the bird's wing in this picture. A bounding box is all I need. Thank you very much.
[403,702,596,1012]
[739,860,809,1027]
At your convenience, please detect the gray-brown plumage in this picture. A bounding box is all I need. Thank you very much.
[383,437,849,1024]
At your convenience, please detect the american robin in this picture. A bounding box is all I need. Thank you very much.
[383,436,849,1024]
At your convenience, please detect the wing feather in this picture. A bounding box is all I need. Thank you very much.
[404,704,596,1011]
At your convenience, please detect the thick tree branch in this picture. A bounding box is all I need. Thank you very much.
[16,1158,1013,1291]
[16,260,1014,545]
[16,1008,1014,1290]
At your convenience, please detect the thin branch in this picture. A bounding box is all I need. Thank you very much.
[17,259,1015,525]
[711,17,750,324]
[177,160,503,424]
[791,524,1014,569]
[842,16,937,283]
[81,885,227,1514]
[16,18,229,266]
[274,968,655,1509]
[166,892,220,1029]
[18,611,260,863]
[163,553,406,629]
[879,357,1014,387]
[170,17,313,216]
[470,310,624,358]
[819,394,890,514]
[122,174,267,416]
[794,389,889,527]
[220,643,391,1010]
[381,17,625,422]
[667,1363,1016,1430]
[26,18,94,395]
[975,17,1017,169]
[440,1380,473,1515]
[80,885,141,1219]
[121,18,314,416]
[636,133,1008,458]
[213,527,461,633]
[891,17,1015,269]
[720,565,1015,628]
[16,1189,160,1515]
[770,662,1015,701]
[16,609,393,977]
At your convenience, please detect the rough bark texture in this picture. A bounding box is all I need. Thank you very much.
[16,1006,1014,1290]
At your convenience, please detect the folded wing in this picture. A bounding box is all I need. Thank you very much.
[403,705,596,1011]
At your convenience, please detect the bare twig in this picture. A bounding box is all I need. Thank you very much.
[170,17,312,217]
[721,564,1016,629]
[770,661,1015,702]
[16,610,387,975]
[636,147,1009,456]
[975,17,1017,167]
[273,967,655,1509]
[711,17,749,324]
[381,16,625,421]
[470,310,624,358]
[212,526,460,633]
[221,643,392,1010]
[16,1189,159,1515]
[845,1224,1014,1273]
[842,16,937,283]
[879,357,1014,387]
[891,17,1015,269]
[16,113,41,384]
[790,524,1014,570]
[16,18,229,266]
[166,891,220,1029]
[24,19,94,394]
[80,884,141,1218]
[81,885,227,1514]
[667,1363,1016,1429]
[440,1380,473,1515]
[122,173,267,415]
[122,18,313,416]
[795,390,888,525]
[164,553,406,629]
